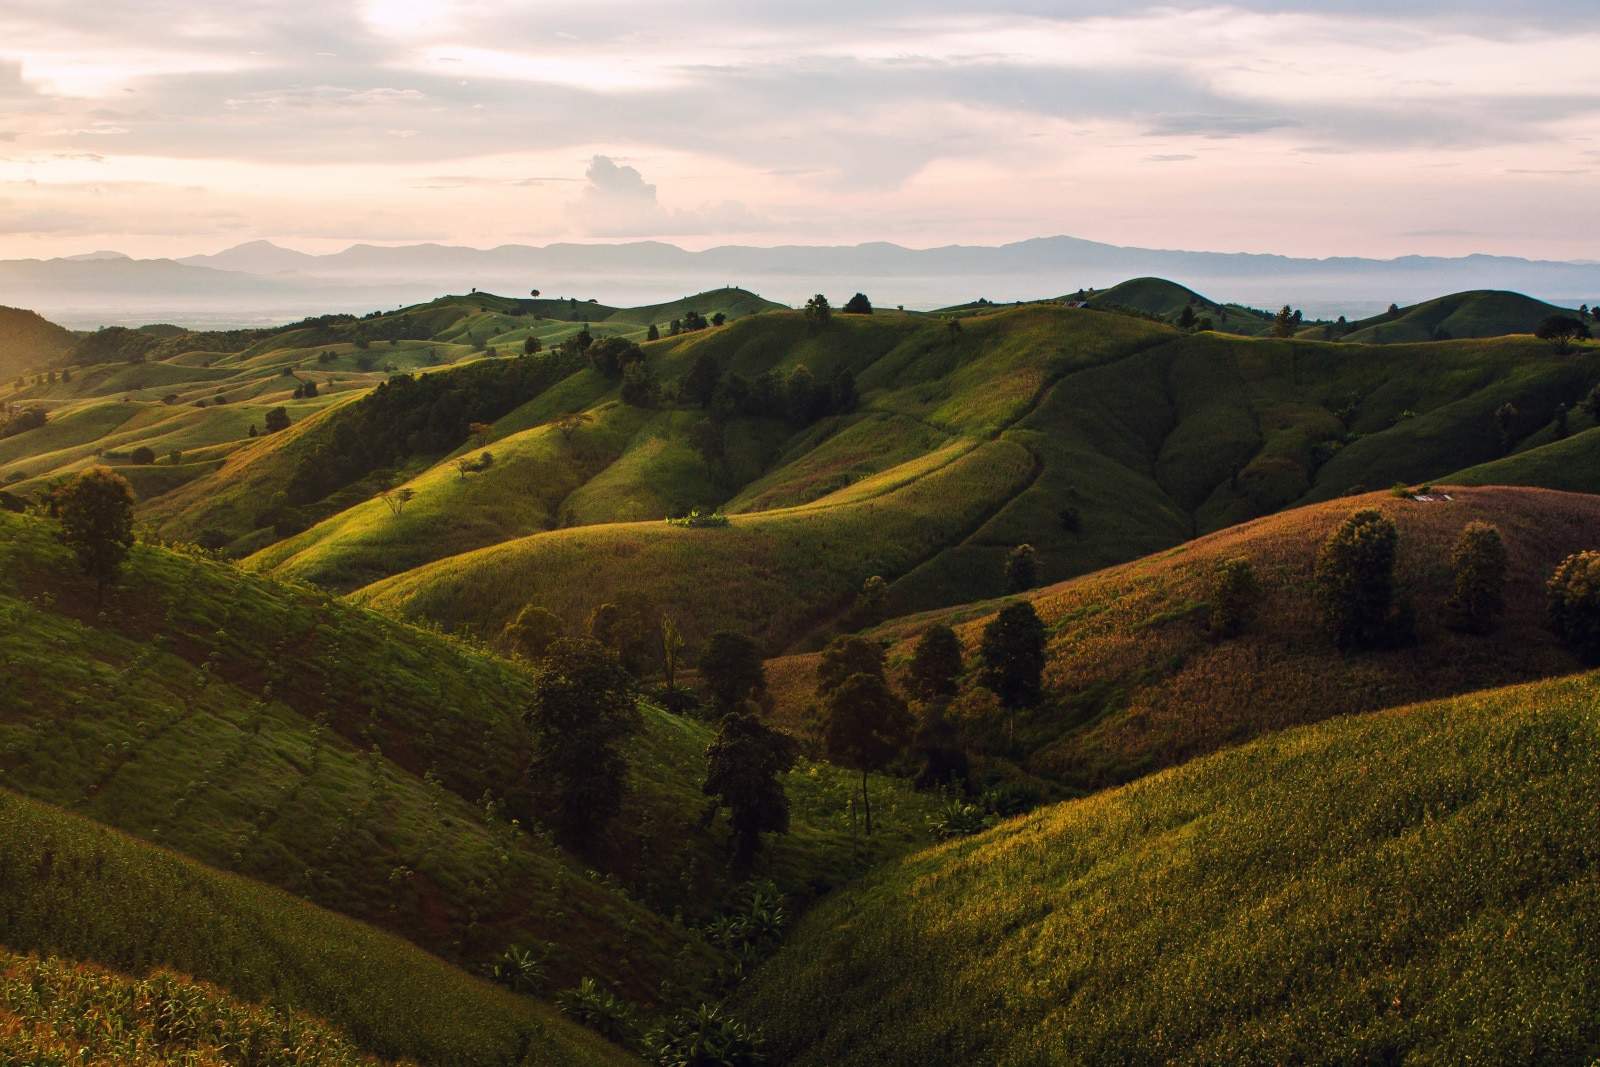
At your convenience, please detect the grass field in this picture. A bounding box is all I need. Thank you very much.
[743,667,1600,1065]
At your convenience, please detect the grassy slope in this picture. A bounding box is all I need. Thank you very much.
[1337,290,1573,344]
[0,792,634,1066]
[0,510,938,998]
[745,668,1600,1065]
[0,951,391,1066]
[769,486,1600,793]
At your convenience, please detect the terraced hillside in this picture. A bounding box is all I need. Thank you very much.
[767,485,1600,792]
[0,509,937,1032]
[743,668,1600,1065]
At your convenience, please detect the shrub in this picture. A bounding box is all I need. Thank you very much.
[644,1003,766,1067]
[1445,522,1507,634]
[928,796,993,840]
[487,943,548,995]
[556,978,636,1043]
[1207,557,1259,637]
[264,407,290,433]
[1547,551,1600,663]
[842,292,873,315]
[128,446,156,465]
[501,604,564,662]
[1314,509,1408,651]
[666,509,730,528]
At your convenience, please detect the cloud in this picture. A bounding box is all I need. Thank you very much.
[1145,154,1196,163]
[572,154,766,237]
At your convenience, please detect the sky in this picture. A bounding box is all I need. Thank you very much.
[1,0,1598,261]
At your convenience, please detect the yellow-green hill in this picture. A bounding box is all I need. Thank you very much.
[742,667,1600,1064]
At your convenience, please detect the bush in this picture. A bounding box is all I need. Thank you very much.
[487,943,548,995]
[1445,522,1507,634]
[1207,557,1259,637]
[128,446,156,465]
[666,509,730,528]
[927,796,993,840]
[842,292,873,315]
[556,978,636,1043]
[1314,509,1409,651]
[644,1003,766,1067]
[1547,551,1600,663]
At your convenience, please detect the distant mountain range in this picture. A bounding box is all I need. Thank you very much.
[4,235,1597,328]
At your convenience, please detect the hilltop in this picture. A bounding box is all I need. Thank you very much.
[1080,277,1278,335]
[1330,289,1577,343]
[742,667,1600,1064]
[767,485,1600,792]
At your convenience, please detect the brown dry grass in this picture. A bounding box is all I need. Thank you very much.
[767,485,1600,791]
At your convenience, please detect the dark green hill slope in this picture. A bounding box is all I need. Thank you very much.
[743,668,1600,1065]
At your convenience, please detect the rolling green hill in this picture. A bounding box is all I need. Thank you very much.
[321,310,1600,656]
[742,667,1600,1065]
[1332,289,1575,344]
[1081,277,1278,335]
[0,305,76,379]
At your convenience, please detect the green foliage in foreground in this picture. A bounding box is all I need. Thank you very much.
[744,671,1600,1065]
[0,950,390,1066]
[0,790,635,1066]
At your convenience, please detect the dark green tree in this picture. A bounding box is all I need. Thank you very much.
[646,323,660,341]
[804,294,832,328]
[699,631,767,709]
[1177,305,1197,330]
[588,595,663,678]
[1005,544,1038,593]
[823,672,913,835]
[1549,551,1600,662]
[1314,509,1403,650]
[1272,305,1296,338]
[1207,557,1260,637]
[1445,522,1507,634]
[1495,401,1519,453]
[684,352,721,408]
[524,638,639,845]
[979,602,1047,742]
[703,708,799,863]
[912,701,970,792]
[620,361,659,407]
[55,466,136,608]
[817,635,887,697]
[907,623,963,702]
[503,604,565,661]
[1535,314,1590,354]
[264,407,290,433]
[842,292,873,315]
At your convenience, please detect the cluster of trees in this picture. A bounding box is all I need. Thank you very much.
[1310,508,1541,652]
[276,349,582,513]
[11,369,71,389]
[679,353,857,431]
